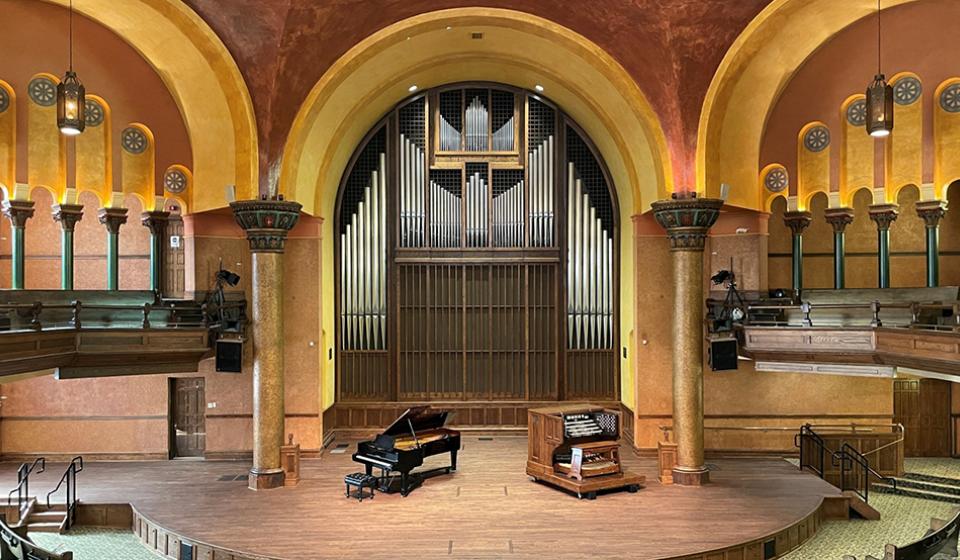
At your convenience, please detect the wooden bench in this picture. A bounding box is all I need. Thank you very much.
[843,508,960,560]
[0,517,72,559]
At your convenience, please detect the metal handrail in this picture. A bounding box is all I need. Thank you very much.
[861,423,905,458]
[6,457,45,516]
[45,456,83,531]
[838,442,898,503]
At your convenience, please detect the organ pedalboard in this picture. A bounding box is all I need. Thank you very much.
[526,405,645,499]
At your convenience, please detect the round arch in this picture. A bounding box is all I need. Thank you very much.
[697,0,925,211]
[37,0,257,213]
[279,8,673,410]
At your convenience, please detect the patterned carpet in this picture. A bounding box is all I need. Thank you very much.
[906,458,960,479]
[28,527,160,560]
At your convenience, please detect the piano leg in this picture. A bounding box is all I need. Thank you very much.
[365,463,372,477]
[450,449,458,472]
[400,472,409,497]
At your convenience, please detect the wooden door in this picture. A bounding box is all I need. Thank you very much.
[171,378,205,458]
[164,216,185,298]
[894,378,951,457]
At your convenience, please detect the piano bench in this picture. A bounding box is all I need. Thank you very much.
[344,472,379,502]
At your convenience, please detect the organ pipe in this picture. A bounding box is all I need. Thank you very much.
[567,164,613,349]
[399,134,426,247]
[492,178,523,247]
[340,152,388,351]
[528,136,555,247]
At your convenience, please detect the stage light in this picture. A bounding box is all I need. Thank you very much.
[57,0,85,136]
[408,84,418,92]
[865,0,893,137]
[534,84,544,92]
[217,269,241,287]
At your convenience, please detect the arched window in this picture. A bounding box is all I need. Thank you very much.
[336,83,618,403]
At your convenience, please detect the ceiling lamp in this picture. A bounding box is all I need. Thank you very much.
[866,0,893,137]
[57,0,85,136]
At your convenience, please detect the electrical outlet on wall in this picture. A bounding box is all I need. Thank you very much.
[207,402,217,409]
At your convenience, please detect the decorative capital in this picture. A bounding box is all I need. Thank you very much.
[823,207,855,234]
[1,199,35,228]
[783,211,813,236]
[98,207,129,234]
[915,199,947,229]
[868,203,900,231]
[230,198,302,253]
[52,203,84,232]
[140,210,171,236]
[650,195,723,251]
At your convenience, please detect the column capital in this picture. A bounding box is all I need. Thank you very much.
[52,204,84,232]
[782,210,813,235]
[140,210,171,235]
[230,198,302,253]
[98,207,129,234]
[915,199,948,229]
[650,195,723,252]
[1,199,35,228]
[823,207,855,234]
[868,203,900,231]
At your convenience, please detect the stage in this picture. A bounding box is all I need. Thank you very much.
[1,437,839,559]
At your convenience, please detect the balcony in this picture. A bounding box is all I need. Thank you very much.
[0,290,245,379]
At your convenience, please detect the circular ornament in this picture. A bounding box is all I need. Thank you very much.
[85,98,104,127]
[0,88,9,113]
[28,77,56,106]
[803,126,830,153]
[164,169,188,193]
[122,127,148,154]
[846,99,867,126]
[893,77,921,105]
[940,83,960,113]
[764,167,789,193]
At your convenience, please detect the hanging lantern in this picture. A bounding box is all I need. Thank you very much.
[866,73,893,137]
[57,70,85,136]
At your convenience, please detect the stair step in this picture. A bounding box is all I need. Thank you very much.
[25,521,63,533]
[903,472,960,487]
[873,482,960,504]
[27,511,66,521]
[890,477,960,496]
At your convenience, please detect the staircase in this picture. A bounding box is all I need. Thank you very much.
[20,501,69,533]
[873,472,960,504]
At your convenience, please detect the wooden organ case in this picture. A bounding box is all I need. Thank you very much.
[526,405,644,499]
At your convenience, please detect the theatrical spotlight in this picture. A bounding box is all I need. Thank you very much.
[711,269,733,286]
[216,268,241,287]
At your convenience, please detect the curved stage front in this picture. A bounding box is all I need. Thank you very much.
[6,438,839,560]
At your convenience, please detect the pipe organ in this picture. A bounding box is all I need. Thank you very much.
[337,84,618,404]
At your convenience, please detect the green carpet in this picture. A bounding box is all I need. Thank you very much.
[27,527,161,560]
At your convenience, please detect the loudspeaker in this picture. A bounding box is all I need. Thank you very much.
[708,338,738,371]
[216,339,243,373]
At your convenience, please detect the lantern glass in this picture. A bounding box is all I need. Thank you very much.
[866,74,893,138]
[57,71,85,136]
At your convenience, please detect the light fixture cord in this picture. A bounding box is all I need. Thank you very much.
[877,0,881,74]
[69,0,73,72]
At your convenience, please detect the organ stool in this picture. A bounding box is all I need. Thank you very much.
[344,472,379,502]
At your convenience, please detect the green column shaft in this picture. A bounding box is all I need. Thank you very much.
[61,229,75,290]
[11,226,24,290]
[792,233,803,294]
[833,231,845,289]
[925,226,940,288]
[106,231,119,290]
[878,228,891,289]
[149,231,161,292]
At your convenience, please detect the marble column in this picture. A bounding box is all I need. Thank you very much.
[141,210,170,293]
[824,208,854,290]
[231,198,301,490]
[651,194,722,486]
[98,208,128,291]
[52,204,84,290]
[868,204,899,289]
[916,200,947,288]
[783,211,812,296]
[2,200,36,290]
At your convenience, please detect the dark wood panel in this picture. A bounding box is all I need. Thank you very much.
[895,378,951,457]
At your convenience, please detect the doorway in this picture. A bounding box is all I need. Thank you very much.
[170,378,206,459]
[894,378,951,457]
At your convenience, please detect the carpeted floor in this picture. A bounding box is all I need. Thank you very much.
[28,527,161,560]
[905,458,960,479]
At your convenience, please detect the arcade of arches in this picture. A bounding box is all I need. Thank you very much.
[1,1,960,559]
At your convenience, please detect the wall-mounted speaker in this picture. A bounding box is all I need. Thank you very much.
[215,339,243,373]
[708,338,738,371]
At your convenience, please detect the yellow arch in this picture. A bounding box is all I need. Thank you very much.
[697,0,924,211]
[934,77,960,199]
[279,8,673,411]
[38,0,258,212]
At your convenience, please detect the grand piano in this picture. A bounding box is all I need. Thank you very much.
[352,407,461,496]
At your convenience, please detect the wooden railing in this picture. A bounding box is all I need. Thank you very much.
[0,517,72,560]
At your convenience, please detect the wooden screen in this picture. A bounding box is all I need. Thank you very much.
[336,83,618,403]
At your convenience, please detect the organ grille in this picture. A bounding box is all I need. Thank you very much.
[439,90,462,151]
[340,128,387,351]
[566,127,613,350]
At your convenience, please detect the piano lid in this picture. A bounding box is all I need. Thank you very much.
[382,406,451,436]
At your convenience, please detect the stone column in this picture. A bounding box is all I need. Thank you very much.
[141,210,170,293]
[231,198,301,490]
[783,211,812,296]
[98,208,128,290]
[868,204,899,289]
[824,208,854,290]
[52,204,84,290]
[651,194,722,486]
[916,200,947,288]
[2,200,36,290]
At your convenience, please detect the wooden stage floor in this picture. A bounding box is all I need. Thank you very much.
[0,437,839,559]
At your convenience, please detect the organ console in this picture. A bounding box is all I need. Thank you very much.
[352,407,461,496]
[526,405,644,499]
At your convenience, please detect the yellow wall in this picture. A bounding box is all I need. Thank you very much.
[0,80,14,193]
[76,95,111,205]
[26,73,65,195]
[120,123,156,209]
[935,78,960,197]
[885,74,923,202]
[840,95,873,206]
[797,122,831,209]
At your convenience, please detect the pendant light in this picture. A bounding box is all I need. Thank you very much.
[866,0,893,137]
[57,0,85,136]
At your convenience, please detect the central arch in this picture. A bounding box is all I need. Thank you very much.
[279,8,674,410]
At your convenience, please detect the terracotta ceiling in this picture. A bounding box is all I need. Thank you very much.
[184,0,772,192]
